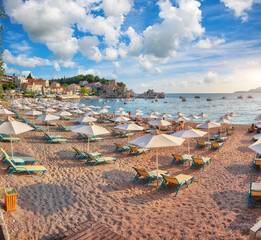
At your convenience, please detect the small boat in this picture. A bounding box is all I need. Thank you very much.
[155,97,159,102]
[238,96,243,99]
[179,96,183,99]
[194,96,200,99]
[182,97,186,102]
[248,95,253,98]
[164,101,168,103]
[123,101,128,104]
[151,101,154,103]
[206,98,212,101]
[222,96,227,99]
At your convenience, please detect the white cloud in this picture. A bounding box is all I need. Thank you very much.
[220,0,253,22]
[21,70,33,78]
[78,36,103,62]
[104,47,118,60]
[143,0,204,59]
[124,27,143,56]
[3,63,20,75]
[10,40,31,52]
[59,60,76,68]
[46,38,78,60]
[203,71,219,84]
[195,38,225,49]
[102,0,132,17]
[78,67,101,76]
[112,61,121,77]
[3,49,51,68]
[54,62,60,72]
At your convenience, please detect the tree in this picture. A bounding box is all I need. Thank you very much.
[92,89,98,94]
[80,87,89,95]
[62,83,68,87]
[94,76,100,82]
[118,82,126,87]
[27,73,33,79]
[0,4,7,81]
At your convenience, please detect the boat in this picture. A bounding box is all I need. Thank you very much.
[155,96,159,102]
[194,96,200,99]
[164,101,168,103]
[222,96,227,99]
[182,97,186,102]
[179,96,183,99]
[248,95,253,98]
[151,101,154,103]
[206,98,212,101]
[238,96,243,99]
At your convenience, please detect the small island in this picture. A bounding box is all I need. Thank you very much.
[136,89,165,99]
[234,86,261,93]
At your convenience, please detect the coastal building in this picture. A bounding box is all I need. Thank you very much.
[13,75,27,86]
[66,84,81,94]
[34,78,49,87]
[83,85,92,92]
[79,80,89,86]
[108,79,117,87]
[0,75,13,84]
[21,82,42,94]
[90,82,102,89]
[51,82,60,88]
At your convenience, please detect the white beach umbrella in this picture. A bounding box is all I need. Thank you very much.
[25,110,43,116]
[131,112,143,117]
[129,130,185,184]
[172,116,189,122]
[85,110,99,116]
[71,123,110,151]
[74,116,97,123]
[159,113,171,119]
[229,112,238,117]
[114,111,128,116]
[81,107,92,111]
[149,111,160,115]
[99,108,109,114]
[43,107,56,113]
[148,119,171,126]
[104,105,111,109]
[55,110,72,116]
[223,114,233,120]
[115,122,144,143]
[215,117,231,124]
[35,105,45,109]
[171,126,207,154]
[0,116,34,159]
[71,109,84,114]
[188,114,200,121]
[175,112,184,117]
[35,114,60,122]
[18,105,31,111]
[253,133,261,141]
[197,120,220,140]
[142,114,158,119]
[198,112,208,122]
[249,139,261,155]
[111,116,130,122]
[0,108,15,115]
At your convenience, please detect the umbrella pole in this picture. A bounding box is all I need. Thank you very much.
[10,134,14,159]
[88,137,90,152]
[156,148,159,186]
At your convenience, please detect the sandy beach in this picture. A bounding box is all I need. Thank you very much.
[1,117,261,240]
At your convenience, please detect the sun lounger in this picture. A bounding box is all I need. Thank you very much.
[72,147,102,161]
[57,123,71,131]
[253,158,261,172]
[132,167,169,187]
[216,136,229,142]
[226,129,234,135]
[85,153,117,168]
[29,122,48,132]
[1,149,37,167]
[113,143,130,153]
[217,128,226,134]
[43,132,68,144]
[211,142,223,151]
[247,182,261,208]
[119,131,135,138]
[128,146,151,157]
[1,148,47,178]
[83,134,104,142]
[158,174,194,197]
[61,116,71,121]
[111,129,121,136]
[191,157,212,171]
[46,121,57,126]
[171,154,190,166]
[196,140,211,150]
[0,134,20,143]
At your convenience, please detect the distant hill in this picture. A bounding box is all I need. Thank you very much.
[234,87,261,93]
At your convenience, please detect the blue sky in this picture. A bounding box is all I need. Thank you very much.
[2,0,261,93]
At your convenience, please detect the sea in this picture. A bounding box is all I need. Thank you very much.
[79,93,261,125]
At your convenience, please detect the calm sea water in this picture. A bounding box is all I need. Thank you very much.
[79,93,261,125]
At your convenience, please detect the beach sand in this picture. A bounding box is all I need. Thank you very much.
[1,118,261,240]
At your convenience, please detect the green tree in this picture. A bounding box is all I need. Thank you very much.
[0,84,3,98]
[92,89,98,94]
[0,4,7,82]
[118,82,126,87]
[100,78,107,84]
[27,73,33,79]
[86,74,95,83]
[80,87,89,95]
[94,76,100,82]
[62,83,68,87]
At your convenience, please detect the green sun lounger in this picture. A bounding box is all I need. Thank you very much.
[113,143,130,153]
[171,154,191,166]
[111,129,121,136]
[128,146,150,157]
[1,150,37,166]
[158,174,194,197]
[210,142,223,151]
[1,148,48,178]
[132,167,169,187]
[119,131,135,138]
[0,134,20,143]
[83,135,104,142]
[191,157,212,171]
[72,147,102,161]
[247,182,261,208]
[85,153,117,168]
